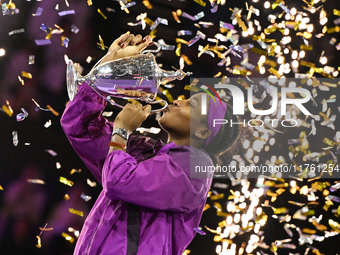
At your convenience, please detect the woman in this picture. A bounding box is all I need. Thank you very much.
[61,32,240,255]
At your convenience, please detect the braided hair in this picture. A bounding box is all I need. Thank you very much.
[204,99,241,166]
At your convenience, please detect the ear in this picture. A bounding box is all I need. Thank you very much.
[195,128,211,139]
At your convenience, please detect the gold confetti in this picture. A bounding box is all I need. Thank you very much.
[61,232,75,243]
[214,72,222,77]
[250,47,268,56]
[268,67,281,78]
[36,235,41,248]
[172,11,181,23]
[97,9,107,19]
[46,105,59,116]
[97,35,107,50]
[176,38,188,44]
[234,13,248,32]
[18,76,24,85]
[203,204,211,212]
[0,185,3,190]
[327,26,340,34]
[21,71,32,79]
[160,88,174,103]
[271,0,282,9]
[300,45,313,51]
[59,176,74,187]
[175,43,181,56]
[300,60,315,68]
[39,226,53,231]
[2,100,13,117]
[142,0,152,9]
[232,69,252,76]
[69,208,84,217]
[288,145,299,157]
[198,44,209,58]
[64,194,70,200]
[184,85,200,92]
[180,54,193,65]
[70,168,82,175]
[323,137,337,147]
[334,9,340,16]
[87,0,92,6]
[193,0,206,7]
[210,193,224,200]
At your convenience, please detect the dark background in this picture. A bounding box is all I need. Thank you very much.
[1,0,340,254]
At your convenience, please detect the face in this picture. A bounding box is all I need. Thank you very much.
[158,93,209,138]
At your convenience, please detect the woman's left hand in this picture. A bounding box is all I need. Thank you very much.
[114,103,152,132]
[98,32,153,66]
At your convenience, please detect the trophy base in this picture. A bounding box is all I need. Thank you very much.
[66,59,78,101]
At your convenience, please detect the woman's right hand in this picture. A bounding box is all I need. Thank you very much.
[98,32,153,66]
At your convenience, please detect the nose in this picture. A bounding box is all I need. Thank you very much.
[173,99,187,107]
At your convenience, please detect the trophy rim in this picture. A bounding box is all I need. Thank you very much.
[66,59,77,101]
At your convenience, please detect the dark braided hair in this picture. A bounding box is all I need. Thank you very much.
[203,99,241,166]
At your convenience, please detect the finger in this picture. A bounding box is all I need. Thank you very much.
[136,37,154,53]
[110,31,130,51]
[121,34,135,48]
[137,35,152,45]
[118,31,131,46]
[130,34,142,46]
[143,104,152,114]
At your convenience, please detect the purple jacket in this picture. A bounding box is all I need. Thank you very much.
[60,84,213,255]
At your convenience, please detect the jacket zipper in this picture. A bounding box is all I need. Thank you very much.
[85,225,99,255]
[85,199,110,254]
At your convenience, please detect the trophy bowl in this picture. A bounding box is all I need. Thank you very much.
[66,43,192,112]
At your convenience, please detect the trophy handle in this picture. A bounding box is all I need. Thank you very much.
[142,97,168,113]
[66,59,79,101]
[89,88,169,113]
[141,42,161,55]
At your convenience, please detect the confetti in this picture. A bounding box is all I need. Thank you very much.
[16,108,28,121]
[32,7,43,16]
[28,55,35,65]
[44,120,52,128]
[194,11,205,21]
[58,10,75,16]
[120,1,136,12]
[87,179,97,187]
[97,9,107,19]
[46,105,59,116]
[81,193,92,202]
[61,232,74,243]
[70,24,79,34]
[172,11,181,23]
[8,28,24,36]
[70,168,82,175]
[36,236,41,248]
[45,149,57,156]
[34,39,51,46]
[150,17,168,31]
[177,30,192,36]
[12,131,18,146]
[56,162,61,169]
[69,208,84,217]
[60,177,74,187]
[193,227,206,235]
[61,36,70,48]
[27,179,45,185]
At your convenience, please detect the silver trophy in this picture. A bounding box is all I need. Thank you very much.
[66,42,192,112]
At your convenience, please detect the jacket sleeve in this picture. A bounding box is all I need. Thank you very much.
[101,149,212,213]
[60,83,113,184]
